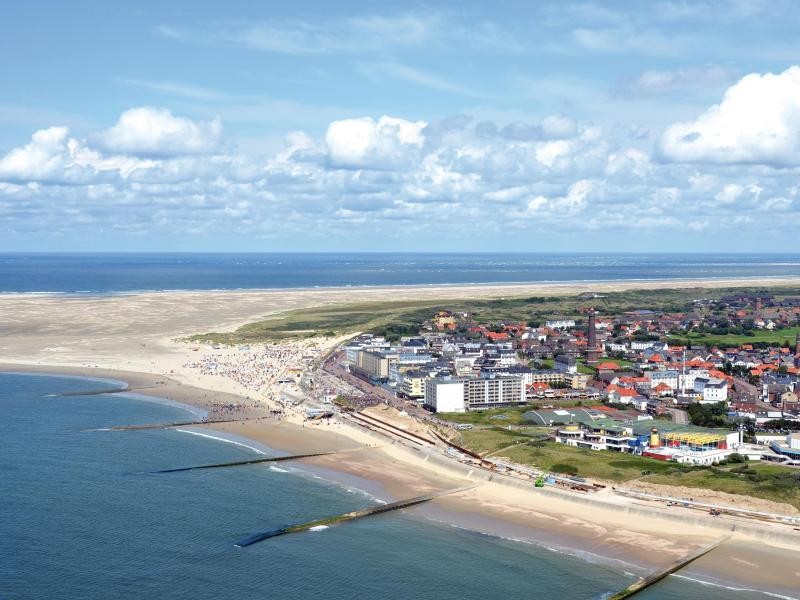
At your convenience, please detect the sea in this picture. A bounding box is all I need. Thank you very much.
[1,252,800,293]
[0,373,781,599]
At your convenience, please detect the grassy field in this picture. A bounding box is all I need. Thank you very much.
[440,405,590,427]
[668,326,800,348]
[187,299,442,343]
[458,429,800,508]
[188,285,800,344]
[440,406,534,426]
[459,428,534,454]
[642,462,800,509]
[499,442,677,481]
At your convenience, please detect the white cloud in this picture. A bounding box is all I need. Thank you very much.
[158,11,518,57]
[359,62,488,98]
[715,182,762,206]
[571,27,688,57]
[0,127,71,181]
[484,185,528,203]
[659,66,800,166]
[515,180,598,217]
[617,65,736,96]
[606,148,650,177]
[2,108,798,247]
[115,77,228,100]
[325,115,426,169]
[92,107,222,157]
[715,183,744,204]
[165,13,439,55]
[535,140,572,168]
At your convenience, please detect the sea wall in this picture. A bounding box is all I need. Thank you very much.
[416,446,800,547]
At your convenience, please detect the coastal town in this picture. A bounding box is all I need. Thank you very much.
[176,288,800,527]
[330,292,800,468]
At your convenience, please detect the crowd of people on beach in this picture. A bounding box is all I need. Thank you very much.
[184,343,318,395]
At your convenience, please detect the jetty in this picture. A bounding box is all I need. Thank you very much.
[152,449,362,473]
[609,534,731,599]
[235,484,476,548]
[85,418,249,432]
[59,385,129,397]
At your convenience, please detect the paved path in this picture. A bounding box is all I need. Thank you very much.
[669,407,689,424]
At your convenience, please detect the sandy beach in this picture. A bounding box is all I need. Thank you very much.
[3,278,800,597]
[2,277,800,378]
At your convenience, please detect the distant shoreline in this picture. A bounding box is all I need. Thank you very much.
[2,274,800,298]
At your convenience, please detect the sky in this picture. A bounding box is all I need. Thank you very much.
[1,0,800,252]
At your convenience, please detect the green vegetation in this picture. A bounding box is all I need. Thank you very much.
[188,285,800,344]
[762,419,800,431]
[457,429,800,508]
[668,326,800,349]
[187,299,442,343]
[643,462,800,510]
[499,442,677,481]
[440,406,534,426]
[440,406,589,427]
[460,427,532,454]
[686,402,730,427]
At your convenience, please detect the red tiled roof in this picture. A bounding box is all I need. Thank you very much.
[596,361,621,370]
[486,332,509,341]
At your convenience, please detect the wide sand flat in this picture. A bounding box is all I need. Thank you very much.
[3,277,799,373]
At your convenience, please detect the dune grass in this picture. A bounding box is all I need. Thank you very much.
[187,285,800,344]
[668,326,800,349]
[641,462,800,509]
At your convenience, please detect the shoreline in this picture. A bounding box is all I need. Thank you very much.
[4,364,800,598]
[1,274,800,298]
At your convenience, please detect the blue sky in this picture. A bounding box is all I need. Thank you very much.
[2,0,800,251]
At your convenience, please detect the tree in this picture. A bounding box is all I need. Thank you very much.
[687,402,729,427]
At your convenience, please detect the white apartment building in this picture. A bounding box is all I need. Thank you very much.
[646,370,679,391]
[424,379,466,413]
[678,368,709,392]
[694,377,728,403]
[631,340,656,351]
[424,375,525,413]
[545,319,575,329]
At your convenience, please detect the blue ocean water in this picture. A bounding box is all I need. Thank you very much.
[0,373,772,599]
[1,252,800,293]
